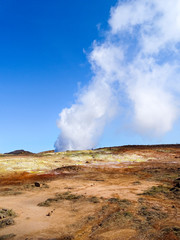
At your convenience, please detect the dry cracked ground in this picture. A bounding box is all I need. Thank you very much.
[0,145,180,240]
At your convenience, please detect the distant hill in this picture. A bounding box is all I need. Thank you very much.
[97,144,180,150]
[38,150,54,154]
[5,149,34,155]
[4,144,180,155]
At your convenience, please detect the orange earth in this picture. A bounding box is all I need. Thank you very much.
[0,145,179,240]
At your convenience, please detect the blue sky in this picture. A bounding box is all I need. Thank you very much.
[0,0,180,153]
[0,0,117,153]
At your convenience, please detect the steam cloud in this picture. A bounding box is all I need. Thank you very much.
[55,0,180,151]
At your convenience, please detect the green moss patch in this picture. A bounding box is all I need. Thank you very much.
[38,191,84,207]
[0,208,16,228]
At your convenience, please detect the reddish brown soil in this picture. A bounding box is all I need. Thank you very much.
[0,145,180,240]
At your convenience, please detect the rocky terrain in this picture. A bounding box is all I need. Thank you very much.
[0,145,179,240]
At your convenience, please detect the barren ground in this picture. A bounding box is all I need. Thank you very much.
[0,145,180,240]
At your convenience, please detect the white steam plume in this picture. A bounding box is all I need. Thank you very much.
[55,0,180,151]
